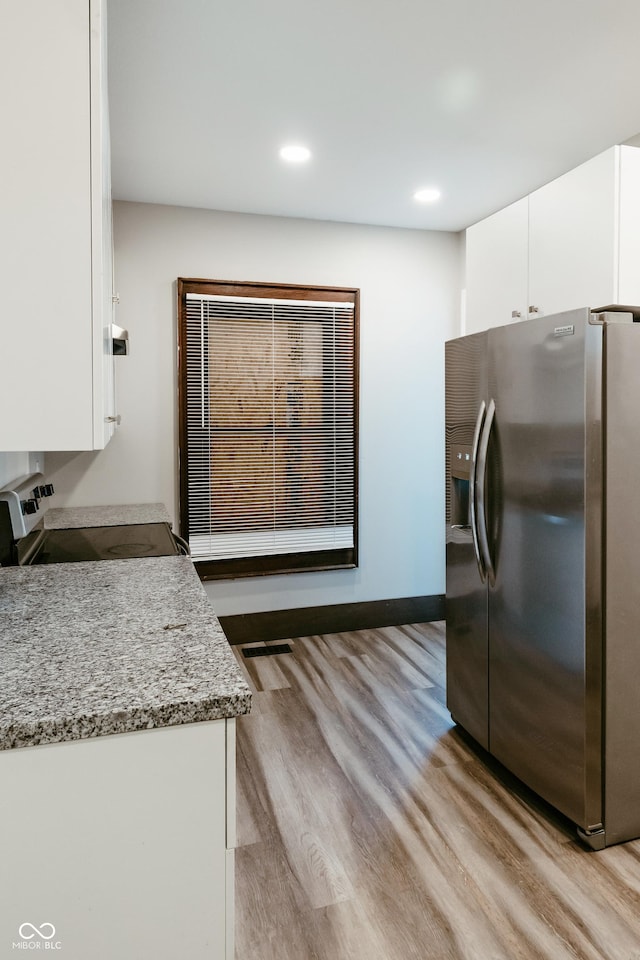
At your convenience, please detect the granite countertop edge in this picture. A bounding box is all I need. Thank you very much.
[1,693,252,751]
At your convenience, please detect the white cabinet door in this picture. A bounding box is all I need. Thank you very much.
[1,721,230,960]
[0,0,114,452]
[91,0,116,447]
[465,145,640,335]
[528,148,618,318]
[465,197,528,334]
[617,146,640,307]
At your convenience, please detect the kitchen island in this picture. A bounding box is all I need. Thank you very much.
[0,555,250,959]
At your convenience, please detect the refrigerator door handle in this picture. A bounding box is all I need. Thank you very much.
[469,400,487,582]
[476,397,496,586]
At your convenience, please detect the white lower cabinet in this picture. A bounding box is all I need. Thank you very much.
[0,719,235,960]
[465,145,640,334]
[0,0,115,452]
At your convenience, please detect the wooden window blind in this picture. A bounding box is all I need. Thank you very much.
[178,279,359,579]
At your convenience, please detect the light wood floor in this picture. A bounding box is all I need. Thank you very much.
[233,623,640,960]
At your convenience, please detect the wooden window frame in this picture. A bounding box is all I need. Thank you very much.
[177,277,360,580]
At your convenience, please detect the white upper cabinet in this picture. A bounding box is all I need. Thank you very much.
[0,0,115,452]
[616,147,640,307]
[465,197,528,334]
[465,145,640,334]
[529,148,618,317]
[91,0,116,449]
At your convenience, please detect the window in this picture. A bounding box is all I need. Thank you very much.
[177,279,359,579]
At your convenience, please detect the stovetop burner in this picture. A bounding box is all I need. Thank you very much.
[105,542,159,558]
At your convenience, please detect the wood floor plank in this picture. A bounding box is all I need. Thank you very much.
[375,624,445,679]
[235,683,361,910]
[235,838,317,960]
[308,630,370,658]
[235,621,640,960]
[357,633,436,691]
[234,644,292,692]
[236,732,269,847]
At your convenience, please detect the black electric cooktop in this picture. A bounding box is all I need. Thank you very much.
[29,522,180,565]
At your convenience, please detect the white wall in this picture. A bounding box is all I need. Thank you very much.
[0,453,37,489]
[0,454,26,488]
[47,202,461,615]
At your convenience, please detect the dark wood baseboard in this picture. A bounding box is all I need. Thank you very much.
[219,594,445,645]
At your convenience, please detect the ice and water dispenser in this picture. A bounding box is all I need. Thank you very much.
[449,444,472,527]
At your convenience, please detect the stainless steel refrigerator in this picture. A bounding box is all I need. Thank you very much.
[445,306,640,849]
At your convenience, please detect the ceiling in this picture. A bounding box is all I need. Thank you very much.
[108,0,640,233]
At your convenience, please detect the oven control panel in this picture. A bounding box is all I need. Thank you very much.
[0,473,55,538]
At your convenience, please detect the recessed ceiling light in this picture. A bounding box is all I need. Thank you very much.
[414,187,441,203]
[279,144,312,163]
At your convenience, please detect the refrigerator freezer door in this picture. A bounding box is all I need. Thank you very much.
[602,320,640,845]
[445,332,489,749]
[487,308,602,829]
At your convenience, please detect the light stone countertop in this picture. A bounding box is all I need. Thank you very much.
[0,556,251,750]
[44,503,172,529]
